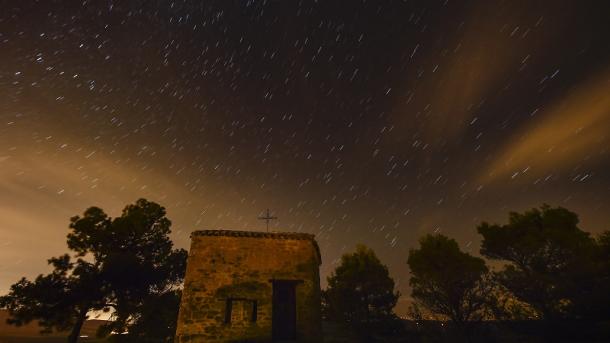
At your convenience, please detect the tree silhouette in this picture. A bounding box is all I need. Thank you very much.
[0,199,187,343]
[477,205,596,320]
[323,244,399,328]
[407,234,490,338]
[105,290,182,343]
[565,229,610,321]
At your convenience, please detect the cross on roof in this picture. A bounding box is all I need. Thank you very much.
[257,209,277,232]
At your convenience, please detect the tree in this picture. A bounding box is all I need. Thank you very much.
[407,234,490,330]
[323,244,399,328]
[106,290,182,343]
[0,199,187,343]
[477,205,596,320]
[483,282,538,321]
[568,230,610,321]
[0,255,105,343]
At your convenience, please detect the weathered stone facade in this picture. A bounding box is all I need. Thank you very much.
[175,230,322,342]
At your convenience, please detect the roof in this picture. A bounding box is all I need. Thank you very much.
[191,229,321,264]
[192,229,314,240]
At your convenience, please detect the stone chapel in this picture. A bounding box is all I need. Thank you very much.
[174,230,322,342]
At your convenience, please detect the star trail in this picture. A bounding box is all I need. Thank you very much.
[1,0,610,314]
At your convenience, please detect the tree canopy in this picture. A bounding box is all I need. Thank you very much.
[105,290,182,343]
[323,244,399,326]
[0,199,187,343]
[477,205,599,320]
[407,234,490,326]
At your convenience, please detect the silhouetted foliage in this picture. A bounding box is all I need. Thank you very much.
[0,255,104,342]
[322,244,400,339]
[106,290,182,343]
[407,234,491,340]
[403,206,610,342]
[483,282,538,322]
[569,230,610,321]
[0,199,187,343]
[477,205,598,320]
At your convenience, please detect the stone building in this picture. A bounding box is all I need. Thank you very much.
[175,230,322,342]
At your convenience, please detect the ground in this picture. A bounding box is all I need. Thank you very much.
[0,310,108,343]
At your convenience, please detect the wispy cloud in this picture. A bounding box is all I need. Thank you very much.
[479,70,610,184]
[391,1,566,141]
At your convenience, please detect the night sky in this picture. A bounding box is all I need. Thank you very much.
[1,1,610,314]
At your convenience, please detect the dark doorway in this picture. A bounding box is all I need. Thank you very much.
[272,280,297,340]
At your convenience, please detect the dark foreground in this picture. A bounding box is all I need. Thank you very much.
[0,339,106,343]
[3,319,610,342]
[324,319,610,343]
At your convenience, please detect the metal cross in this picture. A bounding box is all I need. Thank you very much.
[258,209,277,232]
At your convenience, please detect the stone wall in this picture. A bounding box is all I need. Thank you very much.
[175,230,322,342]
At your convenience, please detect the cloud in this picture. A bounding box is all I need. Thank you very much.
[390,1,561,141]
[0,146,192,292]
[479,69,610,184]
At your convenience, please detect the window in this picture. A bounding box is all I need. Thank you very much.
[224,298,257,324]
